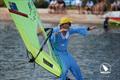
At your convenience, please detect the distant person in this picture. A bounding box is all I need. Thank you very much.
[117,1,120,10]
[86,0,94,14]
[75,0,82,14]
[48,0,57,13]
[55,0,66,13]
[92,1,106,15]
[111,1,118,11]
[103,17,109,32]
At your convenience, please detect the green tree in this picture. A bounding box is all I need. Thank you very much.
[0,0,5,7]
[34,0,49,8]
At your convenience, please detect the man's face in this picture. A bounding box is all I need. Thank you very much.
[60,23,71,30]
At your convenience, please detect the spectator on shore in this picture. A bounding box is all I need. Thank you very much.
[117,1,120,10]
[55,0,66,14]
[92,0,106,15]
[75,0,82,14]
[99,1,106,15]
[48,0,57,13]
[111,1,118,11]
[86,0,94,14]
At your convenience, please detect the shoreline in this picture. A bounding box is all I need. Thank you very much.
[0,8,104,24]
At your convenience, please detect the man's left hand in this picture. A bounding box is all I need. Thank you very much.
[88,26,97,30]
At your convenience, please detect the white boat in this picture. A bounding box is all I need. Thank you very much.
[103,11,120,24]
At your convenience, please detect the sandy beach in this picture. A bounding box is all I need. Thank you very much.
[0,8,104,24]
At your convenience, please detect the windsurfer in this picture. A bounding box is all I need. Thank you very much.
[50,17,96,80]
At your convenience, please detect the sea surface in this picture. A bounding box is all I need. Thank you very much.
[0,21,120,80]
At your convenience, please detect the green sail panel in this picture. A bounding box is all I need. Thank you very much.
[4,0,61,77]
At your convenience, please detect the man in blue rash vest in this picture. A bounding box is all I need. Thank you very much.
[50,17,96,80]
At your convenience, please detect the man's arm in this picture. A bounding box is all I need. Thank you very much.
[87,26,96,31]
[70,26,96,36]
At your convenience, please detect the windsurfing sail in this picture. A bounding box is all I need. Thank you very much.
[4,0,62,77]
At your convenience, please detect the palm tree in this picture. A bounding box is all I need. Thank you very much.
[34,0,49,8]
[35,0,44,5]
[0,0,4,7]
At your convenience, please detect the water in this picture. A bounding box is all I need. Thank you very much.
[0,21,120,80]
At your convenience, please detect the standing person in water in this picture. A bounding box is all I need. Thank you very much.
[103,17,109,32]
[50,17,96,80]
